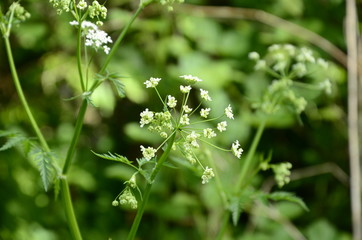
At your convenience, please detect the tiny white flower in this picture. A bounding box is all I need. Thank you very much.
[203,128,216,138]
[283,44,296,56]
[201,166,215,184]
[200,89,212,101]
[200,108,211,118]
[167,95,177,108]
[140,145,157,161]
[180,85,192,93]
[180,114,190,125]
[217,121,227,132]
[319,79,332,95]
[77,21,112,54]
[186,131,200,148]
[268,44,281,52]
[273,61,287,72]
[160,132,168,138]
[297,47,315,63]
[180,75,202,84]
[292,62,307,77]
[183,105,193,113]
[77,0,87,10]
[103,46,110,54]
[225,105,234,119]
[186,153,196,164]
[231,140,243,158]
[248,51,260,61]
[140,108,154,127]
[255,60,266,70]
[317,58,328,70]
[69,20,79,26]
[144,77,161,88]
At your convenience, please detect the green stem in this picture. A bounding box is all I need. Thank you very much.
[77,21,85,92]
[98,5,146,75]
[205,149,228,207]
[126,132,176,240]
[216,119,267,240]
[62,99,88,175]
[235,119,266,192]
[4,37,50,152]
[215,211,231,240]
[60,177,83,240]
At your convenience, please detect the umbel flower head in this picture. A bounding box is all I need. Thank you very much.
[248,44,332,115]
[69,20,112,54]
[139,75,244,184]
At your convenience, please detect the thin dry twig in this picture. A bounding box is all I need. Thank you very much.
[177,4,347,68]
[346,0,362,239]
[262,162,349,193]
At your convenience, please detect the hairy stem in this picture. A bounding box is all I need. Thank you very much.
[126,132,176,240]
[4,37,50,152]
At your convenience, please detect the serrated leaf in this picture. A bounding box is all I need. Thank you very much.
[29,146,56,192]
[229,196,242,226]
[0,134,27,151]
[136,157,150,167]
[110,78,126,98]
[261,191,309,211]
[0,130,16,137]
[138,168,151,183]
[92,151,132,164]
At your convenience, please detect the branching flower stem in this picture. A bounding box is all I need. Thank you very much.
[3,1,153,239]
[3,37,50,152]
[127,132,176,240]
[216,119,266,240]
[58,3,153,239]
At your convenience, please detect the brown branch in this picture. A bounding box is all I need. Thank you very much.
[262,162,349,193]
[346,0,362,239]
[177,4,347,68]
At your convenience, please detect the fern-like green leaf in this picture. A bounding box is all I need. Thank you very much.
[229,196,242,226]
[109,77,126,98]
[92,151,132,164]
[261,191,309,211]
[0,131,27,151]
[29,146,56,192]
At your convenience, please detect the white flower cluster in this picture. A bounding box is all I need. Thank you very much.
[138,75,244,184]
[201,167,215,184]
[248,44,332,115]
[70,20,112,54]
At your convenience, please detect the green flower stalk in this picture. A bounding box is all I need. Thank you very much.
[96,75,244,239]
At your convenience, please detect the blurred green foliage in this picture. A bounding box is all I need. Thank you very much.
[0,0,353,239]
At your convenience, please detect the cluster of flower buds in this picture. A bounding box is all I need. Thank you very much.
[139,75,244,184]
[249,44,332,115]
[261,161,292,188]
[112,174,138,209]
[159,0,185,11]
